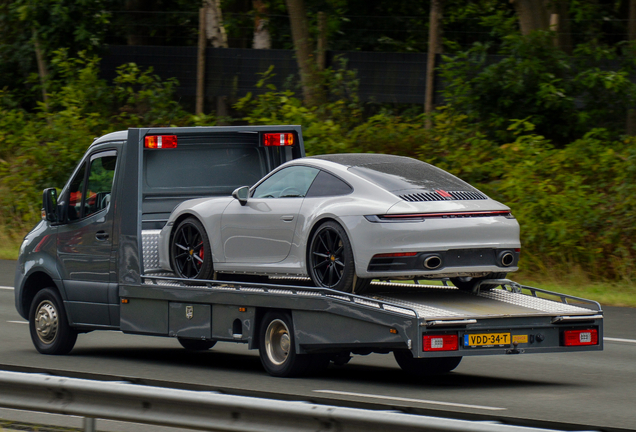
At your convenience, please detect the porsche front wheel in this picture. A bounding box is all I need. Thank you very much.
[171,217,214,280]
[308,221,357,293]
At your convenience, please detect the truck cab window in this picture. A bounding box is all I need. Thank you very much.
[85,154,117,218]
[67,164,86,222]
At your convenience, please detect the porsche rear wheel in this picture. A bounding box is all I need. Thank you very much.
[171,217,214,280]
[308,221,357,293]
[450,272,507,292]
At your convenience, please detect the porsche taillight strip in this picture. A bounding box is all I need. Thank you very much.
[374,210,513,220]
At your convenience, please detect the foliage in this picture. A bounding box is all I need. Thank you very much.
[0,52,194,230]
[439,32,636,145]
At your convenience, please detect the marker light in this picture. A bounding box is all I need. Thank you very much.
[263,133,294,146]
[563,329,598,346]
[144,135,178,149]
[423,334,459,351]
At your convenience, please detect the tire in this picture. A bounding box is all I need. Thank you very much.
[450,272,507,292]
[308,221,357,293]
[393,350,462,377]
[29,288,78,355]
[353,277,373,295]
[258,311,329,377]
[171,217,214,280]
[178,338,217,351]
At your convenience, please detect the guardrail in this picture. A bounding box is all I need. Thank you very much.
[0,371,596,432]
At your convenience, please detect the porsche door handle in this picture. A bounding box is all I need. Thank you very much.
[281,215,295,222]
[95,231,109,241]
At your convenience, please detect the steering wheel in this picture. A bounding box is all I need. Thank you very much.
[279,187,302,197]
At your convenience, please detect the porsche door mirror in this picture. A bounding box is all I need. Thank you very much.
[42,188,58,222]
[232,186,250,206]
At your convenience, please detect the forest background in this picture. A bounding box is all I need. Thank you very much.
[1,0,636,305]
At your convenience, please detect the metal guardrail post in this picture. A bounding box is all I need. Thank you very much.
[83,417,96,432]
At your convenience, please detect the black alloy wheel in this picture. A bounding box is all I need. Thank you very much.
[308,221,357,293]
[171,217,214,280]
[450,272,507,292]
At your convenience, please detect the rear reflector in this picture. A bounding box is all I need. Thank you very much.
[423,334,459,351]
[563,329,598,346]
[373,252,418,258]
[263,132,294,146]
[145,135,177,149]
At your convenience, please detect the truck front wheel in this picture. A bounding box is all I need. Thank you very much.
[29,288,78,355]
[393,350,462,377]
[259,311,328,377]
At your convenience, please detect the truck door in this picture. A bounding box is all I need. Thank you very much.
[57,149,118,326]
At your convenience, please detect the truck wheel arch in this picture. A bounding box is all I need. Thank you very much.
[21,271,63,319]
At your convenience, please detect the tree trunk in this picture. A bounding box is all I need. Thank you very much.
[196,8,206,115]
[512,0,571,52]
[513,0,550,34]
[317,12,327,71]
[286,0,319,106]
[425,0,442,129]
[627,0,636,135]
[32,28,48,108]
[125,0,154,45]
[205,0,228,48]
[252,0,271,49]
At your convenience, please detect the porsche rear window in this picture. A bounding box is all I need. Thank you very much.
[348,159,476,193]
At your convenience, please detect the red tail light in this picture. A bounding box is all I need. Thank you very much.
[145,135,177,149]
[423,334,458,351]
[373,252,418,258]
[263,133,294,146]
[563,329,598,346]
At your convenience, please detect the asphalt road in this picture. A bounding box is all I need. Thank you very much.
[1,259,636,431]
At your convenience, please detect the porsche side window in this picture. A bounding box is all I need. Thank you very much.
[253,166,320,198]
[305,170,353,197]
[85,153,117,218]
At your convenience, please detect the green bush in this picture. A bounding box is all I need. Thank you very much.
[0,51,197,231]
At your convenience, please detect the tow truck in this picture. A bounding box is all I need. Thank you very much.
[15,126,603,377]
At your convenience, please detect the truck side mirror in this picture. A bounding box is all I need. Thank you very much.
[42,188,58,222]
[232,186,250,206]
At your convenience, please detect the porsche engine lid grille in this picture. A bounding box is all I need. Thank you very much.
[399,190,487,202]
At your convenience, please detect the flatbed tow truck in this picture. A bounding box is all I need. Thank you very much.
[15,126,603,377]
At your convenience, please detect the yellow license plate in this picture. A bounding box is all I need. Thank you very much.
[464,333,511,347]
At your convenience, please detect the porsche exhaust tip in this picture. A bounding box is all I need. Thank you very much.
[500,251,515,267]
[424,255,442,270]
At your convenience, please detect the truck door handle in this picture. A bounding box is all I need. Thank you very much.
[281,215,294,222]
[95,231,109,241]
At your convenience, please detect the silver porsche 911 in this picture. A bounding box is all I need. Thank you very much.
[158,153,520,293]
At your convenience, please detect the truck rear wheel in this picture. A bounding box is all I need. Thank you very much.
[171,217,214,280]
[393,350,462,377]
[178,338,217,350]
[259,311,328,377]
[29,288,78,355]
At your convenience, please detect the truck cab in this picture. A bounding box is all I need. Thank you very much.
[15,126,304,337]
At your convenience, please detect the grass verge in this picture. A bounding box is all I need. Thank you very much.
[0,229,22,260]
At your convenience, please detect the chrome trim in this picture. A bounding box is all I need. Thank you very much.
[551,315,603,323]
[424,319,477,327]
